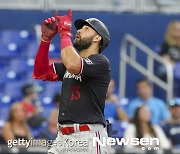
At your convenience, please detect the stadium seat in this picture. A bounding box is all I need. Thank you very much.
[0,106,10,121]
[112,120,129,139]
[43,82,62,97]
[25,71,35,82]
[0,58,9,69]
[0,30,35,45]
[0,70,7,83]
[0,94,13,107]
[49,43,60,57]
[39,82,62,107]
[24,41,38,58]
[0,43,22,58]
[3,81,25,102]
[9,58,34,72]
[0,69,25,84]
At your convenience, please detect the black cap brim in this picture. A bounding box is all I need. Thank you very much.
[74,19,90,30]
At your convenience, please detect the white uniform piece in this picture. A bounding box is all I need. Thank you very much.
[48,124,111,154]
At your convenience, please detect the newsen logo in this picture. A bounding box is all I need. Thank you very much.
[93,137,159,149]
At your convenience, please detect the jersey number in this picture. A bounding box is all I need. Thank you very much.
[71,86,81,101]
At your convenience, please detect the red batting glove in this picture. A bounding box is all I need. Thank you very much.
[56,9,73,37]
[41,16,58,42]
[56,9,73,50]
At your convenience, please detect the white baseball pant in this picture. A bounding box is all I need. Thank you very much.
[48,124,111,154]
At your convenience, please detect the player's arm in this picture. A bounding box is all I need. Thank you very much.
[61,46,82,75]
[33,41,58,81]
[56,9,82,75]
[33,16,62,81]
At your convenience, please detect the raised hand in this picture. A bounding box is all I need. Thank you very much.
[56,9,73,37]
[41,12,58,42]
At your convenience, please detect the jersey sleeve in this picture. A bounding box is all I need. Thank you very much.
[80,55,111,78]
[53,62,66,81]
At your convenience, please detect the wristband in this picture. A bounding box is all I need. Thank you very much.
[61,34,73,50]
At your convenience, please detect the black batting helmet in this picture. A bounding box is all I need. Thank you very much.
[74,18,110,52]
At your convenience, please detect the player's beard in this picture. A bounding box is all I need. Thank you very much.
[73,35,94,52]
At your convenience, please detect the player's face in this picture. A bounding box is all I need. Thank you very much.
[74,25,99,51]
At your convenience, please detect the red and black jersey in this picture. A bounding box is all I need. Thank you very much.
[54,54,111,126]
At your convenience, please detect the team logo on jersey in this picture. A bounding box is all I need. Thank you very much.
[84,58,93,65]
[63,71,82,82]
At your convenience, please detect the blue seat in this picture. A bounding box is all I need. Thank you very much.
[5,70,26,82]
[0,30,35,45]
[0,70,7,83]
[0,59,9,69]
[112,120,128,139]
[0,106,10,121]
[9,59,34,72]
[25,42,60,58]
[24,42,38,58]
[43,82,62,97]
[0,43,22,58]
[0,94,14,106]
[3,81,25,101]
[0,29,36,58]
[40,95,54,107]
[41,106,55,118]
[49,43,60,57]
[0,69,23,83]
[38,83,62,106]
[25,71,35,82]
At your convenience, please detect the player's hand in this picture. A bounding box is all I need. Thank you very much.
[56,9,73,37]
[41,12,58,42]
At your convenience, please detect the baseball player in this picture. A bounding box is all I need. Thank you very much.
[33,9,111,154]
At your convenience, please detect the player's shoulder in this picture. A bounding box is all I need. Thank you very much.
[99,54,110,61]
[101,54,110,64]
[87,54,110,64]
